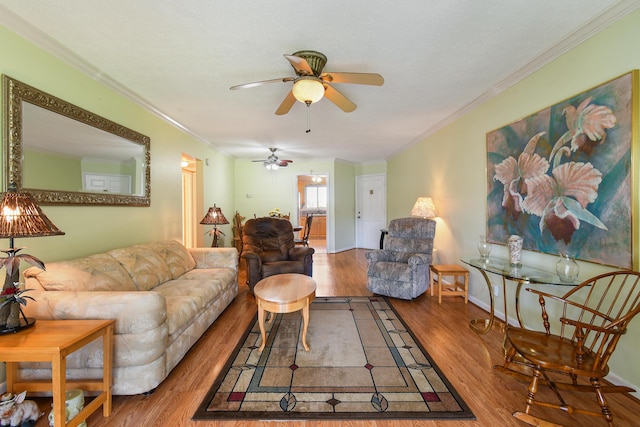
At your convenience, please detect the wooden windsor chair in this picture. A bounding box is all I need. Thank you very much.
[494,270,640,426]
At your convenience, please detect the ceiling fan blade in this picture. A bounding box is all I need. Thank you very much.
[321,72,384,86]
[324,85,357,113]
[284,54,314,76]
[275,90,296,115]
[230,77,294,90]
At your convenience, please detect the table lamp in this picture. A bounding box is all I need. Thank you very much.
[200,205,229,247]
[0,183,65,332]
[410,197,438,218]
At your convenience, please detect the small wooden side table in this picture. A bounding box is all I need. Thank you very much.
[254,273,316,352]
[0,319,114,427]
[430,264,469,304]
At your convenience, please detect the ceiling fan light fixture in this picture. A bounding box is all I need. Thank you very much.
[264,161,279,170]
[292,77,325,104]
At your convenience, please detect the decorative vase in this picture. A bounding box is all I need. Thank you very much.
[0,301,21,329]
[49,389,87,427]
[508,235,523,266]
[477,235,492,259]
[6,303,21,329]
[556,253,579,282]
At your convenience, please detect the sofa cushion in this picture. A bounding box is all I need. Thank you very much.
[262,260,305,277]
[150,240,196,279]
[23,253,137,292]
[180,267,236,285]
[153,278,227,336]
[369,261,412,282]
[108,245,172,291]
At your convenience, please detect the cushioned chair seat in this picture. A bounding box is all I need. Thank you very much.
[262,260,306,277]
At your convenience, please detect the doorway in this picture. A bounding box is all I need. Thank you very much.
[181,154,197,248]
[297,173,328,252]
[355,174,387,249]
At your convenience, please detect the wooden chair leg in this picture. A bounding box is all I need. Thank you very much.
[525,368,542,414]
[510,368,567,427]
[503,342,517,367]
[591,378,615,427]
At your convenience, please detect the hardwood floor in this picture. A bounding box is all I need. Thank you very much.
[66,250,640,426]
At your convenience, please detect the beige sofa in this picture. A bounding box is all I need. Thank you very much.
[20,240,238,395]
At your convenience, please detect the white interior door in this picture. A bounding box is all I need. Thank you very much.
[82,173,131,194]
[355,174,387,249]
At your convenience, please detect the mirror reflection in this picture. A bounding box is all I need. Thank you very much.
[22,103,146,195]
[3,75,151,206]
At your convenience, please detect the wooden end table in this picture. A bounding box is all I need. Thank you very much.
[430,264,469,304]
[254,273,316,352]
[0,319,114,427]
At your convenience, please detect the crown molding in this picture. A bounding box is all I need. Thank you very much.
[0,6,219,151]
[395,0,640,159]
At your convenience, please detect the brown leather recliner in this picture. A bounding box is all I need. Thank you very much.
[241,217,315,293]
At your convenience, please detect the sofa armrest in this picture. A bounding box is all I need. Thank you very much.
[408,253,431,265]
[240,250,261,264]
[289,246,314,261]
[189,247,238,271]
[241,251,263,291]
[22,290,167,335]
[365,250,390,263]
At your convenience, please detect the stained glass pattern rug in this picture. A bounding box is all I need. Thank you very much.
[193,296,475,421]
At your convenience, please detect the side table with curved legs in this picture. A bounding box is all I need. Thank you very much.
[461,257,578,335]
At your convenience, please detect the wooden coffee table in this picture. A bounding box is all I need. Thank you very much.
[254,273,317,352]
[0,319,114,427]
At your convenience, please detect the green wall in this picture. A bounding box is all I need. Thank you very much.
[355,161,386,176]
[24,148,81,191]
[0,24,235,259]
[387,9,640,394]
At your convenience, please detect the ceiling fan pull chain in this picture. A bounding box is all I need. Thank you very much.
[305,101,312,133]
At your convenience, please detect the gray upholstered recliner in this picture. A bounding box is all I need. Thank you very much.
[365,217,436,300]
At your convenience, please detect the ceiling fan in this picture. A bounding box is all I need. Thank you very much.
[230,50,384,115]
[252,147,293,170]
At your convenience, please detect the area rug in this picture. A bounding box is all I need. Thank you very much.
[193,296,475,421]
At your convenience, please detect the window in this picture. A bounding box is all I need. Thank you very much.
[305,186,327,210]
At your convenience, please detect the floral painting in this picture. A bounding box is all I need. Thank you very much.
[486,71,635,269]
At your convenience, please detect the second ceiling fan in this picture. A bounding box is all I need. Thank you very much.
[252,147,292,170]
[230,50,384,115]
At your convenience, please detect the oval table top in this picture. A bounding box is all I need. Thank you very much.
[254,273,317,304]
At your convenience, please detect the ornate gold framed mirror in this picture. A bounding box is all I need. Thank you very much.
[2,75,150,206]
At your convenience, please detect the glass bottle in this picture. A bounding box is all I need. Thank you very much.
[477,235,492,259]
[556,253,579,282]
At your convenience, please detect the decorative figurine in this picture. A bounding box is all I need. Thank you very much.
[0,391,42,427]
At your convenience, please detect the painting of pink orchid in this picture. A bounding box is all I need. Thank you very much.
[486,72,634,269]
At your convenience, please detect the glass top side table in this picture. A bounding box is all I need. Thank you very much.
[461,257,579,334]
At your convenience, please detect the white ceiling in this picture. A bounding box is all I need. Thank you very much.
[1,1,639,164]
